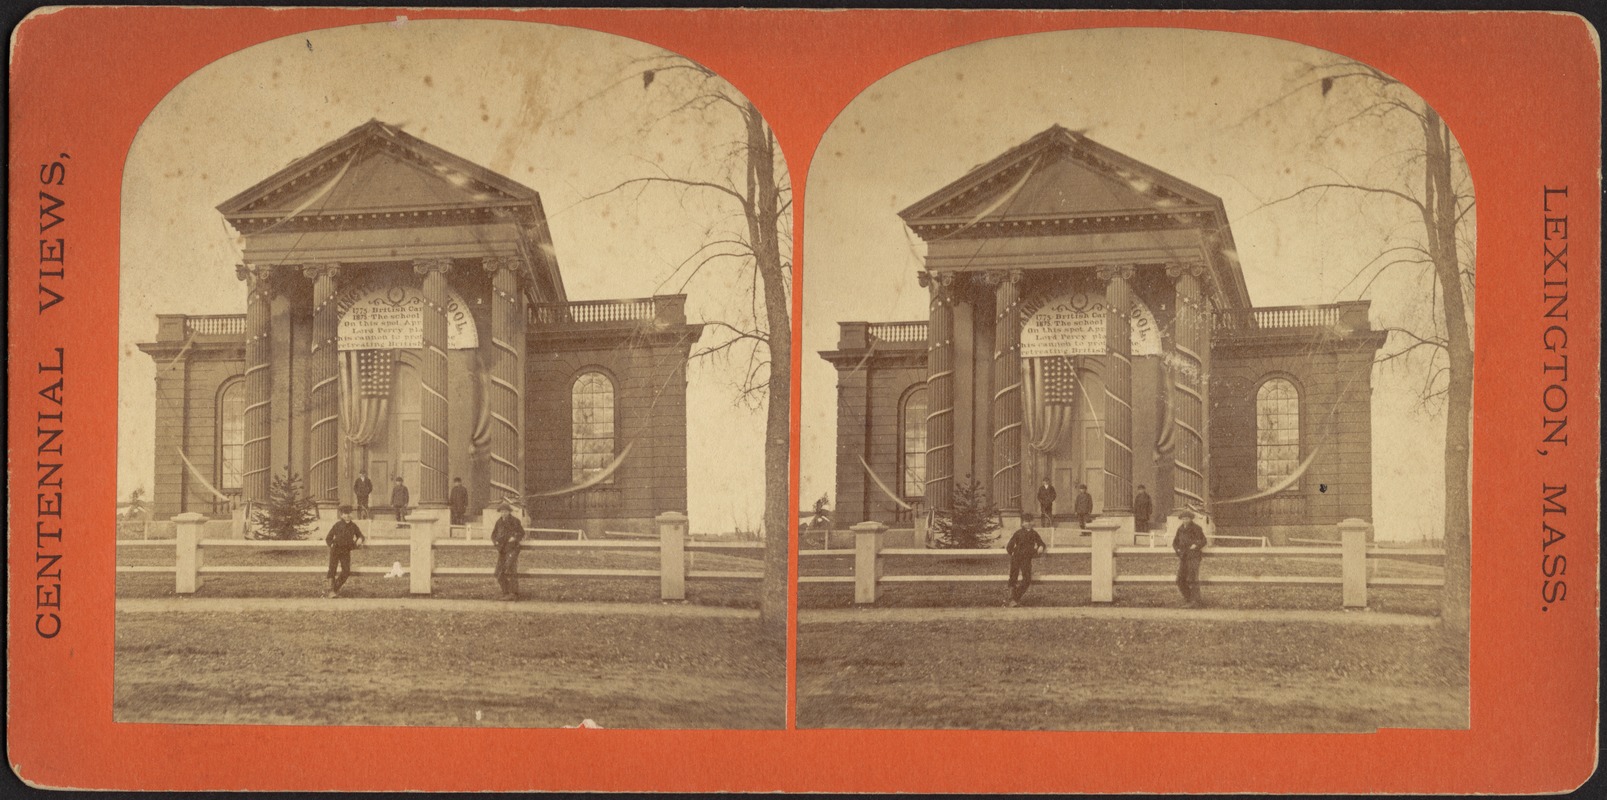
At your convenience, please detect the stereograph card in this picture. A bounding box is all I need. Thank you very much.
[6,7,1600,793]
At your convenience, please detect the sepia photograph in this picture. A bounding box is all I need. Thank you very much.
[798,28,1472,732]
[114,18,789,730]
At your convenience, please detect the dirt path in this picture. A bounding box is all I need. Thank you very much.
[800,605,1439,627]
[118,596,756,619]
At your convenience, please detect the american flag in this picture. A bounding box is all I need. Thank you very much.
[1040,356,1078,405]
[355,349,394,398]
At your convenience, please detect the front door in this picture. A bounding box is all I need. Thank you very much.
[1050,367,1104,519]
[359,360,421,509]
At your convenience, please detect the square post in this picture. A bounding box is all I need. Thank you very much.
[1339,518,1371,608]
[407,510,440,595]
[1089,518,1120,604]
[173,512,207,594]
[852,521,887,604]
[658,512,688,601]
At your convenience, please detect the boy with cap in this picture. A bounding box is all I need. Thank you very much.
[324,505,366,597]
[1004,513,1049,607]
[490,501,526,600]
[1173,509,1207,607]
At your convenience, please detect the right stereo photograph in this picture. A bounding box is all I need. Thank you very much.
[798,28,1471,733]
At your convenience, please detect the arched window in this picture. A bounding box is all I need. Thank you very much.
[901,386,928,498]
[217,379,244,491]
[572,371,616,484]
[1256,378,1300,491]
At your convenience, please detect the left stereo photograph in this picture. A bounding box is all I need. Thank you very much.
[116,18,789,730]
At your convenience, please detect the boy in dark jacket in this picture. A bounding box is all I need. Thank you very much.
[324,505,366,597]
[352,472,373,519]
[391,476,410,522]
[1073,484,1094,529]
[1173,509,1207,607]
[490,502,526,600]
[1005,513,1049,607]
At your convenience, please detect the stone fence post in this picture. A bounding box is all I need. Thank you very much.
[658,512,688,601]
[407,510,441,595]
[174,512,207,594]
[853,521,887,604]
[1088,518,1121,604]
[1339,518,1371,608]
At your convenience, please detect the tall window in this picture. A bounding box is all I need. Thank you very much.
[218,380,244,491]
[572,371,616,484]
[901,386,928,498]
[1256,378,1300,490]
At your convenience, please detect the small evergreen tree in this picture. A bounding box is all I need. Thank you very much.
[249,470,319,540]
[931,475,1000,549]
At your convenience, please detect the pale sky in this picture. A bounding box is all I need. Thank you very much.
[800,28,1472,542]
[119,19,784,533]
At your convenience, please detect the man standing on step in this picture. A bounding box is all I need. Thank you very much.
[353,471,373,520]
[491,501,526,601]
[391,476,410,522]
[324,505,365,598]
[1004,513,1049,607]
[1073,484,1094,530]
[1037,478,1057,525]
[1173,509,1207,607]
[449,477,469,526]
[1132,484,1153,535]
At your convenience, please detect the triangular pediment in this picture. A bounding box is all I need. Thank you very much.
[900,126,1219,228]
[218,120,539,220]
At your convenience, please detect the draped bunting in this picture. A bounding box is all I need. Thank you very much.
[340,349,394,446]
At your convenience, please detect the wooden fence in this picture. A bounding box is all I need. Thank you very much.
[118,511,762,600]
[800,518,1444,609]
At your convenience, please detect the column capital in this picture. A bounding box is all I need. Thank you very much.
[300,261,342,282]
[413,257,453,276]
[1096,263,1137,283]
[480,255,523,274]
[916,270,932,288]
[1165,260,1209,280]
[235,263,275,299]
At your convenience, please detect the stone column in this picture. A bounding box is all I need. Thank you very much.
[1097,264,1136,513]
[1166,261,1210,511]
[989,269,1025,513]
[236,264,274,505]
[920,271,956,513]
[414,258,452,507]
[304,262,342,505]
[482,256,527,507]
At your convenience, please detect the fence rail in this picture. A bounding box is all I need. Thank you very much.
[119,511,762,599]
[867,321,929,343]
[185,314,247,336]
[530,297,657,325]
[802,519,1443,608]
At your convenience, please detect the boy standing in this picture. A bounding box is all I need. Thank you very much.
[1005,513,1049,607]
[324,505,366,597]
[390,476,410,522]
[1173,509,1207,607]
[491,501,526,600]
[352,472,373,519]
[1073,484,1094,529]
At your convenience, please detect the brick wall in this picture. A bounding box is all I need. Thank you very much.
[525,326,699,536]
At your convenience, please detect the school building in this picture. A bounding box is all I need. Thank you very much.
[137,120,701,536]
[822,126,1388,545]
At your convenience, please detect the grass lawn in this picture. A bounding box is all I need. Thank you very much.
[118,544,761,607]
[801,550,1445,615]
[116,608,783,729]
[797,616,1467,732]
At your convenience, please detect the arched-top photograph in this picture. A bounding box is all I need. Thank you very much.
[798,27,1472,734]
[115,17,789,731]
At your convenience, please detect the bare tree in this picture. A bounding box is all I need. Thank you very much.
[589,57,792,642]
[1257,59,1473,634]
